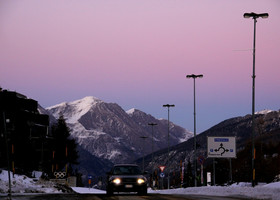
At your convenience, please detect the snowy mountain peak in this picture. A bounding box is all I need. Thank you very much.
[126,108,138,115]
[46,96,103,123]
[46,96,192,163]
[255,109,273,115]
[72,96,102,108]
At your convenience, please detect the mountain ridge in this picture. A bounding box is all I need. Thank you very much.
[137,109,280,176]
[46,96,193,164]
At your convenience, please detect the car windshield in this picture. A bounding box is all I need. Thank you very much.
[112,166,142,175]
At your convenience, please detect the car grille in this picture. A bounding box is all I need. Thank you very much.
[122,178,137,183]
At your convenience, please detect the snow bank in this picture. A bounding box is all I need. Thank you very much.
[72,182,280,200]
[0,170,63,194]
[1,169,280,200]
[149,182,280,200]
[71,187,105,194]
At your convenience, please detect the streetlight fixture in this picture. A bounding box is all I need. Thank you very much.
[162,104,175,189]
[186,74,203,187]
[2,112,12,198]
[148,122,157,187]
[140,136,148,173]
[243,12,269,187]
[244,12,269,19]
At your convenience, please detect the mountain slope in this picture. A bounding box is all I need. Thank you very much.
[46,96,192,163]
[138,110,280,175]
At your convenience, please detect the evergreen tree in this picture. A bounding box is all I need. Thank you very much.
[51,115,78,176]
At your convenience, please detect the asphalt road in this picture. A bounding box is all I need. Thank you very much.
[0,194,254,200]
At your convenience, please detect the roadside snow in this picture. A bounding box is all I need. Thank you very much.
[72,183,280,200]
[0,170,63,194]
[1,169,280,200]
[72,187,106,194]
[148,183,280,200]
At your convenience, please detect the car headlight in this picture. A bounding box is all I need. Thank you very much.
[112,178,121,184]
[137,178,145,184]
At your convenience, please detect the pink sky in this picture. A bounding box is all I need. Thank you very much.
[1,0,279,132]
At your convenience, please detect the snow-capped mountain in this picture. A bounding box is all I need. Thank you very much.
[46,96,192,163]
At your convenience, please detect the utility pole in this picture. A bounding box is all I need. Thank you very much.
[2,112,12,199]
[140,136,148,173]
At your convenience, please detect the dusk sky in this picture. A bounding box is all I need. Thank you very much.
[1,0,279,133]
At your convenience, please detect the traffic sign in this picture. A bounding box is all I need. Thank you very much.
[198,156,205,165]
[160,172,165,178]
[207,136,236,158]
[158,166,166,172]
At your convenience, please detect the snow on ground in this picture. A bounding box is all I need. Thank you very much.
[1,169,280,199]
[148,183,280,200]
[0,170,63,194]
[72,187,106,194]
[72,183,280,200]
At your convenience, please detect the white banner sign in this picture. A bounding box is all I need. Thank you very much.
[207,137,236,158]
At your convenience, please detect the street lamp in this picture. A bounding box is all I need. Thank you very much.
[140,136,148,173]
[148,122,157,188]
[163,104,175,189]
[243,12,269,187]
[186,74,203,187]
[2,112,12,198]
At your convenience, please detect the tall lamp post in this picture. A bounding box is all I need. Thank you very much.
[148,122,157,187]
[140,136,148,173]
[243,12,268,187]
[2,112,12,198]
[163,104,175,189]
[186,74,203,187]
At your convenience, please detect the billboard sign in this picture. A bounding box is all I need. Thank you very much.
[207,136,236,158]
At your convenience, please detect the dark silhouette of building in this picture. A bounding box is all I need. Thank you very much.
[0,88,50,173]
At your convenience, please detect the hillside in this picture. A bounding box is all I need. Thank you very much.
[137,110,280,184]
[46,96,192,164]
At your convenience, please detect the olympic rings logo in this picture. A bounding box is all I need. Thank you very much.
[54,172,66,179]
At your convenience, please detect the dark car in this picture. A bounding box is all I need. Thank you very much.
[106,164,148,195]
